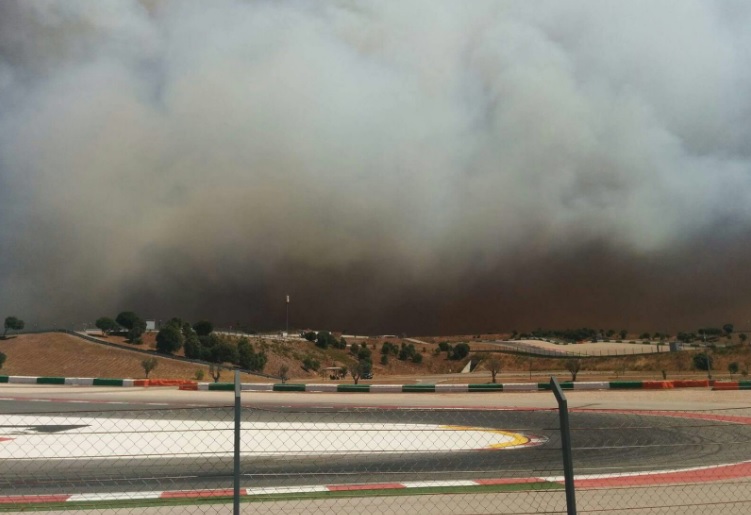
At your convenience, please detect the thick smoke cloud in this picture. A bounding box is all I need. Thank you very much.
[2,0,751,334]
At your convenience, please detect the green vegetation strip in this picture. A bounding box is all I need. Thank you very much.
[0,376,8,383]
[0,482,562,512]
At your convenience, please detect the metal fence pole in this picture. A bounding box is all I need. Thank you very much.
[234,370,241,515]
[551,376,577,515]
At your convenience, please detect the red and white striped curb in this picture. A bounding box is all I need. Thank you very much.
[2,461,751,505]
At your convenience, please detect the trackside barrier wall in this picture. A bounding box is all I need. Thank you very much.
[185,379,714,392]
[0,376,192,387]
[0,376,716,391]
[3,379,751,514]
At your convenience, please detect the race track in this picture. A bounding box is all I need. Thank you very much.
[2,401,750,497]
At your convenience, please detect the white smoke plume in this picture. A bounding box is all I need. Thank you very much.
[1,0,751,333]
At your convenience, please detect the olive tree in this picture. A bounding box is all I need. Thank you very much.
[3,316,24,338]
[486,357,502,383]
[156,325,184,354]
[95,317,118,336]
[141,357,158,378]
[565,359,582,381]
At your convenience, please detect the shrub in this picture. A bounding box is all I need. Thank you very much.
[692,352,713,371]
[450,343,470,360]
[156,325,184,354]
[302,357,320,372]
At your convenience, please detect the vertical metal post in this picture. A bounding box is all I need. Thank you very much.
[551,377,577,515]
[234,370,241,515]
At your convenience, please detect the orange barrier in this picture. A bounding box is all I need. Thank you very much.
[642,381,674,389]
[133,379,148,387]
[146,379,196,387]
[672,379,710,388]
[713,382,739,390]
[179,383,199,390]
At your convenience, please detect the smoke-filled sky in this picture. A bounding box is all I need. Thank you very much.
[2,0,751,335]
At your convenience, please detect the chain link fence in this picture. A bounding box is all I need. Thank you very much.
[1,383,751,514]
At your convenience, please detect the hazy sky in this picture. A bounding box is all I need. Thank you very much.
[2,0,751,335]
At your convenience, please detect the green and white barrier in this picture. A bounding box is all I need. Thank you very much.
[192,379,711,392]
[0,375,143,387]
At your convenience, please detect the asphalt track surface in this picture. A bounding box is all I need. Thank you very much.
[1,387,751,498]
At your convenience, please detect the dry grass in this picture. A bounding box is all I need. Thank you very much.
[2,332,749,383]
[0,333,266,382]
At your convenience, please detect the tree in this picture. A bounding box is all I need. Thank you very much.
[127,318,146,344]
[723,323,734,336]
[693,352,713,373]
[3,316,24,338]
[303,331,317,342]
[486,357,502,383]
[141,357,158,378]
[95,317,118,336]
[398,342,417,361]
[211,339,239,364]
[278,365,290,384]
[619,330,628,340]
[237,338,267,372]
[208,363,222,383]
[156,325,184,354]
[450,343,470,360]
[115,311,139,330]
[728,362,740,378]
[302,356,320,372]
[0,351,6,370]
[193,320,214,337]
[565,359,582,381]
[315,331,337,349]
[351,359,372,385]
[740,333,748,345]
[184,335,202,359]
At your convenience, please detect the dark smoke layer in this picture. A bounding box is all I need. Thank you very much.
[1,1,750,334]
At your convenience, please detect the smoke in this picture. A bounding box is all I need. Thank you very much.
[2,0,751,334]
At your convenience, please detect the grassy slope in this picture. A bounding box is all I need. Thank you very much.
[1,332,749,382]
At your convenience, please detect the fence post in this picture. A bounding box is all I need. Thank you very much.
[234,369,241,515]
[551,376,577,515]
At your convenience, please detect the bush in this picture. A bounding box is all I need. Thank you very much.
[316,331,337,349]
[193,320,214,337]
[411,353,423,364]
[184,335,202,359]
[156,325,184,354]
[692,352,713,371]
[302,357,320,372]
[450,343,470,360]
[210,339,239,364]
[398,343,417,361]
[238,338,267,372]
